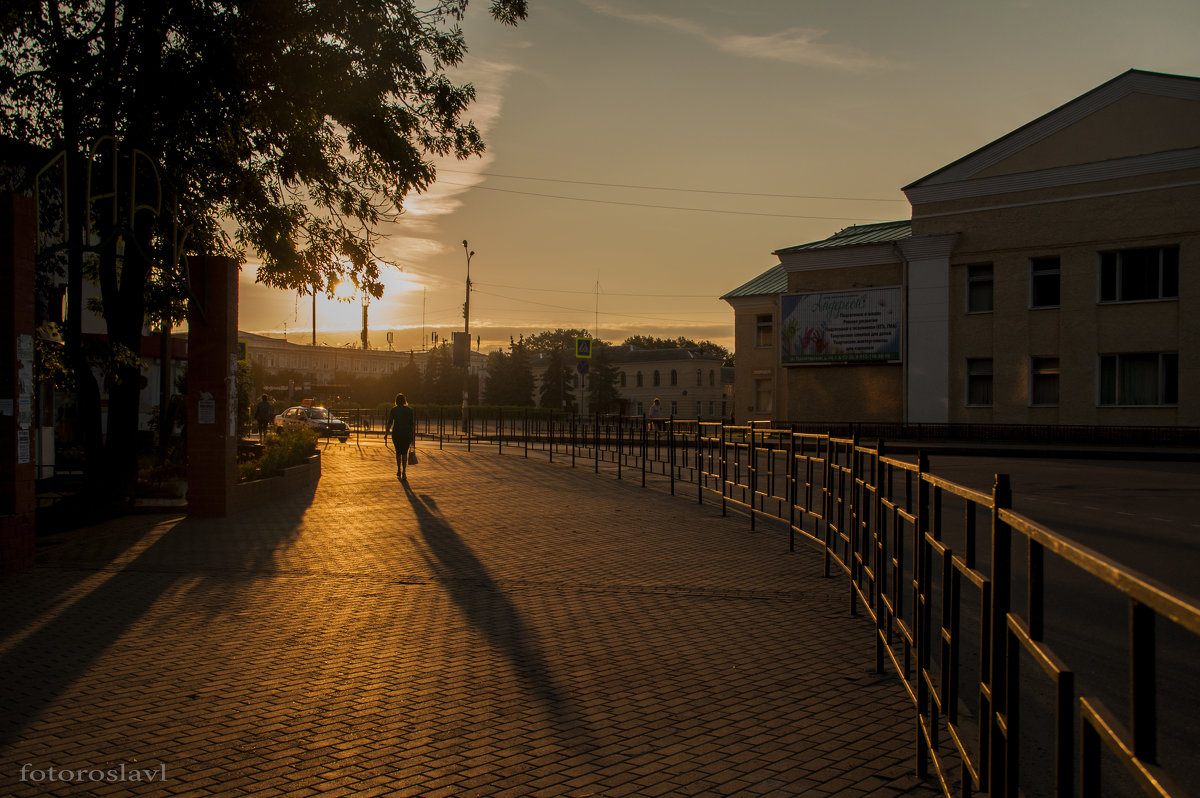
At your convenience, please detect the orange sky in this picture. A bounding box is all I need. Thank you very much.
[236,0,1200,354]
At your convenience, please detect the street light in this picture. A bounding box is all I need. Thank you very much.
[462,240,474,418]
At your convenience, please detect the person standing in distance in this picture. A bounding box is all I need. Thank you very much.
[255,394,274,443]
[385,393,416,480]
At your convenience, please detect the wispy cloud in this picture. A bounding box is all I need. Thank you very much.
[581,0,892,72]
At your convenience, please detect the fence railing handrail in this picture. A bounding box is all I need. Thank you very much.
[388,409,1198,797]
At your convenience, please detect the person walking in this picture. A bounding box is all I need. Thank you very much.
[647,397,664,431]
[254,394,274,443]
[385,393,416,480]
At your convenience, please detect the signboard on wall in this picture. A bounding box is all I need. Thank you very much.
[780,287,902,365]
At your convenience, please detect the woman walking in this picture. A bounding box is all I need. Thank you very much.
[385,393,416,480]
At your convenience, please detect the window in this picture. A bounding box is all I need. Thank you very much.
[709,370,715,386]
[670,400,678,415]
[696,369,703,387]
[754,378,773,414]
[1100,246,1179,302]
[1099,353,1178,406]
[695,401,702,417]
[1030,357,1060,406]
[653,370,660,387]
[670,369,678,386]
[966,358,993,406]
[636,371,643,387]
[755,314,773,347]
[1030,256,1061,308]
[619,371,627,388]
[967,264,993,313]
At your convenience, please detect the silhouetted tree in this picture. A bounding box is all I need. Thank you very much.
[525,328,608,353]
[538,350,577,412]
[587,343,621,414]
[620,335,733,365]
[0,0,527,503]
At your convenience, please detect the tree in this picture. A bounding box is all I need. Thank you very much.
[538,350,576,413]
[483,340,534,406]
[524,328,607,353]
[620,335,733,365]
[586,343,621,414]
[1,0,527,504]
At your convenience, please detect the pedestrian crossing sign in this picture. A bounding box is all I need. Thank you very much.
[575,337,592,358]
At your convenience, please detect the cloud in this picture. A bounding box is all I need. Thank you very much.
[581,1,892,72]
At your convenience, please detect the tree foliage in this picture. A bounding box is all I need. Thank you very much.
[538,349,576,412]
[620,334,733,365]
[586,343,621,414]
[483,339,534,406]
[0,0,525,500]
[523,328,607,353]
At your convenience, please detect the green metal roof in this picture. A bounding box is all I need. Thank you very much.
[720,263,788,299]
[773,220,911,254]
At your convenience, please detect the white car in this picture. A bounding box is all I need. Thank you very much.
[274,406,350,442]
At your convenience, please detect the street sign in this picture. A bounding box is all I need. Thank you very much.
[577,360,589,375]
[575,337,592,358]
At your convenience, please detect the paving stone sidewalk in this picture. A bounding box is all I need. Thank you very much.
[0,443,945,797]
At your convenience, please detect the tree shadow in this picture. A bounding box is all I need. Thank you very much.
[401,482,598,754]
[0,481,316,748]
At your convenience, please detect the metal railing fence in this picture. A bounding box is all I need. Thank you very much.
[334,407,1198,797]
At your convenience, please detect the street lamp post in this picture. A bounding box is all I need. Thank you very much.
[462,240,474,421]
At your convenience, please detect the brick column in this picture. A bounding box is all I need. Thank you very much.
[0,193,37,573]
[186,255,239,516]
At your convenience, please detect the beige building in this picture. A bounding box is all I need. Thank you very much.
[724,69,1200,427]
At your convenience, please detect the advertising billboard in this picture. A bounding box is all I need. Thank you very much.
[780,287,902,365]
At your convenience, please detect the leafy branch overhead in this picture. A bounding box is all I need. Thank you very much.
[1,0,527,299]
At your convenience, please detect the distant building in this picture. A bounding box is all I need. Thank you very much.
[609,347,730,419]
[239,331,488,401]
[724,69,1200,427]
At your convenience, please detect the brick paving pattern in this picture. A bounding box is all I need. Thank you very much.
[0,444,944,797]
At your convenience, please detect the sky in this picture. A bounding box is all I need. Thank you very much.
[236,0,1200,354]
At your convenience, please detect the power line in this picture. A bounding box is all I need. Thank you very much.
[473,281,719,299]
[438,168,905,203]
[437,181,896,221]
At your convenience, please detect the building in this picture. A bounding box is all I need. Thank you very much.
[609,347,730,419]
[240,331,489,402]
[724,69,1200,427]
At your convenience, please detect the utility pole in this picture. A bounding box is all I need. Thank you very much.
[461,240,474,420]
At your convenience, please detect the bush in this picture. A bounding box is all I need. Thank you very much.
[238,428,319,482]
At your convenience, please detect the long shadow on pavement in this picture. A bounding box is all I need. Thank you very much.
[0,483,316,749]
[401,481,599,755]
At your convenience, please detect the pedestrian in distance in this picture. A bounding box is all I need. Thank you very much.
[255,394,274,443]
[647,397,664,431]
[385,392,416,481]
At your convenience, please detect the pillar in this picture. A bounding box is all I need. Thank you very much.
[186,255,239,516]
[0,193,37,573]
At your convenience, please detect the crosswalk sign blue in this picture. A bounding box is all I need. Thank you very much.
[575,337,592,358]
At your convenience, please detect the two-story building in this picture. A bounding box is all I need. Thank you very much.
[724,69,1200,427]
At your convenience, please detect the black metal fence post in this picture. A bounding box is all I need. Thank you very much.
[668,415,676,496]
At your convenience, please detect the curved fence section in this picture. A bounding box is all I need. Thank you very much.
[342,407,1198,797]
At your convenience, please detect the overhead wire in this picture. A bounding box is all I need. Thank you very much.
[437,168,906,203]
[435,181,897,221]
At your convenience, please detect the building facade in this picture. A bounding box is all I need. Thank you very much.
[724,70,1200,427]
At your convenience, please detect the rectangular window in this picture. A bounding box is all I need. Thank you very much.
[754,377,773,414]
[1030,256,1061,308]
[967,264,994,313]
[755,314,773,347]
[966,358,993,406]
[1099,353,1178,406]
[1099,246,1180,302]
[1030,357,1060,406]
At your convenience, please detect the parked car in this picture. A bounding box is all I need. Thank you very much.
[274,405,350,442]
